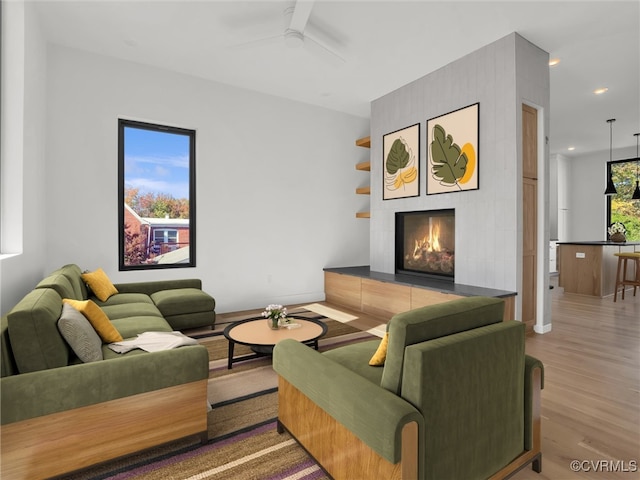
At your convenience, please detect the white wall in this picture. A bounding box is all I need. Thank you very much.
[549,153,559,241]
[554,153,571,242]
[0,2,48,316]
[3,42,370,315]
[565,146,636,241]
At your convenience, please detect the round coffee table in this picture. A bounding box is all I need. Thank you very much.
[223,316,328,369]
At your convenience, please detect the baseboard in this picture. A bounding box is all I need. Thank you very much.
[533,323,552,334]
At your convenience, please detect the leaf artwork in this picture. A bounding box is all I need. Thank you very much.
[430,124,470,190]
[385,137,417,191]
[386,138,410,175]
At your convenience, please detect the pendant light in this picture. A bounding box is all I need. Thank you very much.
[632,133,640,200]
[604,119,617,195]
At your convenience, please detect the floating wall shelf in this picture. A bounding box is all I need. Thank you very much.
[355,136,371,218]
[355,136,371,148]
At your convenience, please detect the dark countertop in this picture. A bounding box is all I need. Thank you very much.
[324,266,516,299]
[556,241,640,246]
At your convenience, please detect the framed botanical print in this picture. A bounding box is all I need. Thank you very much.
[383,123,420,200]
[427,103,479,194]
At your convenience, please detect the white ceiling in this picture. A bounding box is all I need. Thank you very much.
[33,0,640,157]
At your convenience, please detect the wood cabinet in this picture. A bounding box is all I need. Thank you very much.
[522,104,538,331]
[325,268,516,324]
[324,271,362,311]
[325,271,488,320]
[558,243,640,297]
[355,136,370,218]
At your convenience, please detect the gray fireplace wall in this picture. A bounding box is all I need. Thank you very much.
[369,32,550,325]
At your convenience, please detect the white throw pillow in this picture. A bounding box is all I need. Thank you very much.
[57,303,103,363]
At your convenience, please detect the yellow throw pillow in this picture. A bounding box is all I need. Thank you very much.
[63,299,123,343]
[81,268,118,302]
[369,332,389,366]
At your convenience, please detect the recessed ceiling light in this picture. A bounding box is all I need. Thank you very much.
[548,58,560,67]
[567,147,575,151]
[594,87,609,95]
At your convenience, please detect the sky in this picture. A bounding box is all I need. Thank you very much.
[124,126,191,200]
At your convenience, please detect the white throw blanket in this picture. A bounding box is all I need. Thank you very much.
[108,331,198,354]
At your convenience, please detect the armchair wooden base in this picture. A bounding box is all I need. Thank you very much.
[277,363,543,480]
[277,377,418,480]
[0,380,208,480]
[490,451,542,480]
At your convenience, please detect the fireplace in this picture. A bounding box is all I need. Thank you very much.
[395,209,455,281]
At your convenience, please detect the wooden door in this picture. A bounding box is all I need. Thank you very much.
[522,104,538,331]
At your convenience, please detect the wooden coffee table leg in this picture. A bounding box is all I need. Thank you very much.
[227,340,235,369]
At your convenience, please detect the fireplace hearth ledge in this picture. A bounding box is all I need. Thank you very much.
[324,266,516,299]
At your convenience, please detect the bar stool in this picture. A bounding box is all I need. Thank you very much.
[613,252,640,301]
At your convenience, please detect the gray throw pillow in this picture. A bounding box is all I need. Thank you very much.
[58,302,103,363]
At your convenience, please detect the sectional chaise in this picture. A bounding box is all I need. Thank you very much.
[0,264,216,479]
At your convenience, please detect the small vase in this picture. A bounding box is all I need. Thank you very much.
[610,232,626,243]
[268,317,280,330]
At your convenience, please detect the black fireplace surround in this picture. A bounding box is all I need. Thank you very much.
[395,209,455,281]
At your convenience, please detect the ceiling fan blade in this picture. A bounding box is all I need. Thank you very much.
[288,0,315,33]
[303,33,345,67]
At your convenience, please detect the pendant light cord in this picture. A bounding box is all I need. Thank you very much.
[635,133,639,178]
[604,119,617,196]
[633,133,640,200]
[608,118,615,163]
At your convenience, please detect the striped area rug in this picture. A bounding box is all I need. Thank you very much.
[64,308,376,479]
[84,391,330,480]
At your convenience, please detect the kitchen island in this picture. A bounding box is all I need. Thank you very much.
[557,241,640,297]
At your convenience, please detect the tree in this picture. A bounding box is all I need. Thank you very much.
[610,160,640,241]
[124,188,189,219]
[123,223,147,265]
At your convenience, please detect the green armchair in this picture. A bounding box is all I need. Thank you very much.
[273,296,543,480]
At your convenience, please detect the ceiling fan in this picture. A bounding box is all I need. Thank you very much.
[231,0,345,66]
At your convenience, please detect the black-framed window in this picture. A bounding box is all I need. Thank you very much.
[118,119,196,270]
[606,158,640,241]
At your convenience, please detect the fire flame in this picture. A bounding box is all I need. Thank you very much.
[413,223,441,258]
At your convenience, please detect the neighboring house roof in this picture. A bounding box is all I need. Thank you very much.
[154,246,190,264]
[125,203,189,228]
[143,217,189,228]
[124,203,146,224]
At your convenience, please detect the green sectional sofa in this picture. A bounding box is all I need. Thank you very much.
[273,296,544,480]
[0,264,216,480]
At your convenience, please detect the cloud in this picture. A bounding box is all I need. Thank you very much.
[126,154,189,170]
[125,153,190,198]
[154,165,171,177]
[127,177,189,199]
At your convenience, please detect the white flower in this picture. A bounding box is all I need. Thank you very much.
[262,304,287,321]
[608,222,626,235]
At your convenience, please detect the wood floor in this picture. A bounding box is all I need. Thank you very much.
[220,285,639,479]
[511,286,639,479]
